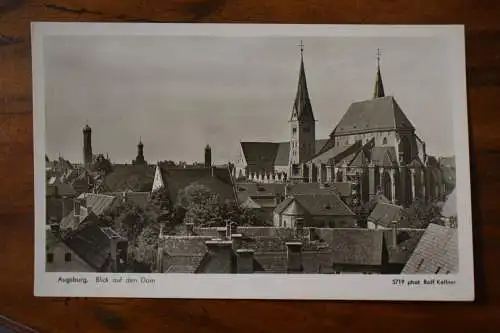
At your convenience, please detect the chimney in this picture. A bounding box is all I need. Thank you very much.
[231,233,243,250]
[109,235,128,273]
[73,198,81,217]
[216,227,227,240]
[391,220,398,249]
[286,241,303,273]
[205,240,234,273]
[295,218,305,239]
[230,221,237,236]
[185,223,194,236]
[236,249,254,273]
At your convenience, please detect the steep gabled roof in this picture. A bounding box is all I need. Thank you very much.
[401,224,458,274]
[240,142,280,168]
[63,224,125,271]
[331,96,415,136]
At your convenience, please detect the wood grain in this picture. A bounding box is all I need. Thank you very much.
[0,1,499,332]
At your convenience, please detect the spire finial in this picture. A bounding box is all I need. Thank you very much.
[373,48,385,99]
[298,40,304,58]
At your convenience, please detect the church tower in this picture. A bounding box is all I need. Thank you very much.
[204,144,212,168]
[83,124,92,167]
[133,137,146,165]
[289,41,315,178]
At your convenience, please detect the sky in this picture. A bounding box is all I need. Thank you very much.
[44,34,455,164]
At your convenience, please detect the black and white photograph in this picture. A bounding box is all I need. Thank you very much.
[33,23,473,300]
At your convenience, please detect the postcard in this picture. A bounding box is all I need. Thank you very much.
[33,23,474,300]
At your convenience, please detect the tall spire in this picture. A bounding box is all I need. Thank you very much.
[292,40,314,121]
[373,48,385,99]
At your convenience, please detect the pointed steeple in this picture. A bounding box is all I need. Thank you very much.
[373,48,385,99]
[291,40,314,121]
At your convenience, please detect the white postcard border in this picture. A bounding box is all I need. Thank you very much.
[32,23,474,301]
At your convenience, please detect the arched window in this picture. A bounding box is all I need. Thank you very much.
[382,137,388,145]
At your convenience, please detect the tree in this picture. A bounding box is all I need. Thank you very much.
[92,154,113,174]
[405,198,443,229]
[176,183,222,227]
[132,223,162,272]
[100,202,146,241]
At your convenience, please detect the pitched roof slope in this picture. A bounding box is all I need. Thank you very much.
[103,164,155,192]
[240,142,280,167]
[83,193,117,216]
[273,139,328,166]
[332,96,415,136]
[368,202,407,228]
[63,224,125,271]
[158,165,235,203]
[326,229,384,266]
[401,224,458,274]
[276,194,355,217]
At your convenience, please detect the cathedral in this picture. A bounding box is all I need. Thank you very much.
[233,44,450,208]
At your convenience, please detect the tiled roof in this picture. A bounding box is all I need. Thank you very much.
[401,224,458,274]
[241,142,280,169]
[64,224,125,271]
[159,236,212,273]
[164,255,206,273]
[103,164,155,192]
[281,194,355,217]
[105,191,151,209]
[332,96,415,136]
[368,202,407,228]
[158,165,235,204]
[83,193,117,216]
[241,140,329,167]
[328,229,384,266]
[161,236,210,256]
[241,196,278,209]
[273,197,295,215]
[160,227,402,273]
[383,229,425,264]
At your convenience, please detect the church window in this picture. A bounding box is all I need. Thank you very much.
[383,137,388,145]
[292,127,297,135]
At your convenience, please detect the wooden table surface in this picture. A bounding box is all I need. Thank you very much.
[0,1,499,332]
